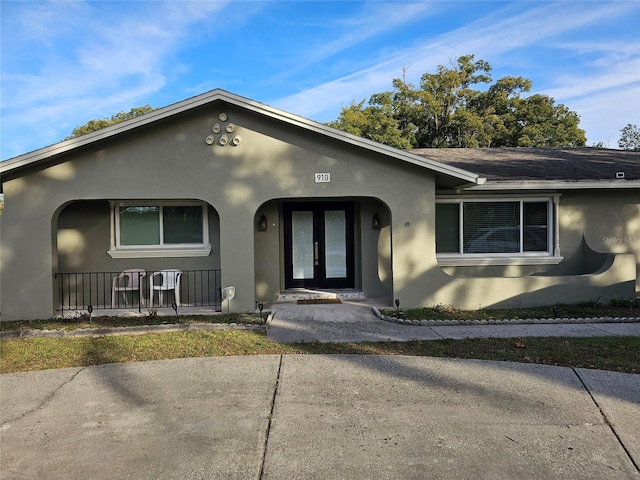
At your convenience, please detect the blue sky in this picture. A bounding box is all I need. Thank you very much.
[1,0,639,160]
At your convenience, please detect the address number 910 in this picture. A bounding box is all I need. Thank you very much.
[315,173,331,183]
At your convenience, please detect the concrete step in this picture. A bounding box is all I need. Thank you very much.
[276,289,366,302]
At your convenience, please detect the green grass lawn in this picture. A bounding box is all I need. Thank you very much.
[1,303,638,375]
[2,330,638,375]
[388,299,640,321]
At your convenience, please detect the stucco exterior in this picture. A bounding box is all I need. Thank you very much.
[1,90,637,321]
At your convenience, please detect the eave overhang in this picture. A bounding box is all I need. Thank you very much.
[462,180,640,191]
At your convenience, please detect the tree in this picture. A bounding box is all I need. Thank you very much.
[66,105,157,139]
[328,55,586,149]
[502,94,586,147]
[326,99,412,149]
[618,124,640,151]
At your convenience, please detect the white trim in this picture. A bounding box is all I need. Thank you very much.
[437,255,564,266]
[464,180,640,190]
[108,247,211,259]
[437,193,558,201]
[108,200,210,258]
[435,195,557,257]
[553,194,561,256]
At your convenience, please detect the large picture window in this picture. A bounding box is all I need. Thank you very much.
[436,198,554,257]
[109,201,210,258]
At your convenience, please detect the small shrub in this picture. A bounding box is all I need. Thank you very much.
[433,303,456,314]
[608,297,639,310]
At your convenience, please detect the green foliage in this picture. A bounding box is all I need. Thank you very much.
[326,99,413,149]
[66,105,157,139]
[394,299,638,321]
[618,123,640,151]
[328,55,586,149]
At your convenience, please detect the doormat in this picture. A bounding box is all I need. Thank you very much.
[297,298,342,305]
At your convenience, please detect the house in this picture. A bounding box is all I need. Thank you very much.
[1,89,638,321]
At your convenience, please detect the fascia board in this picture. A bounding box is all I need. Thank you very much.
[1,89,482,185]
[463,180,640,191]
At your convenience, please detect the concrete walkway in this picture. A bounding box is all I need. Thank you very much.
[1,355,638,479]
[266,299,640,343]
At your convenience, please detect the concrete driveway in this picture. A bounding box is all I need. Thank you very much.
[1,355,639,479]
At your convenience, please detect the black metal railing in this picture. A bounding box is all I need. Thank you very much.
[54,270,222,313]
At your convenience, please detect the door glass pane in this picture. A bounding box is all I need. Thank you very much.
[325,210,346,278]
[163,206,203,244]
[119,206,160,245]
[292,211,314,279]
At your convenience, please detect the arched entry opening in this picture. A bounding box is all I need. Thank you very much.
[53,199,221,313]
[254,197,392,303]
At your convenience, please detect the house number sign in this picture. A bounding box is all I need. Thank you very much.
[315,173,331,183]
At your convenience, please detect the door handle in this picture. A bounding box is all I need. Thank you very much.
[314,241,319,265]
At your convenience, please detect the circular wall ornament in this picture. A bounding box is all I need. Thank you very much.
[218,113,228,122]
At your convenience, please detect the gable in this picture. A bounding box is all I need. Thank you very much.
[0,89,480,189]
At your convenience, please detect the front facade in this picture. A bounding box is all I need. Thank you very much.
[1,90,638,321]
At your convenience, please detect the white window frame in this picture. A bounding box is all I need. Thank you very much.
[436,195,563,266]
[108,200,211,258]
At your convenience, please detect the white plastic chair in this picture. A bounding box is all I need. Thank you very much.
[111,269,146,308]
[149,269,182,307]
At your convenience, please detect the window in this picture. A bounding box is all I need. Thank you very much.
[108,201,211,258]
[436,198,559,264]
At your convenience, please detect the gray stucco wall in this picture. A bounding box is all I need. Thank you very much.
[1,100,637,320]
[253,200,282,303]
[0,102,436,320]
[562,190,640,290]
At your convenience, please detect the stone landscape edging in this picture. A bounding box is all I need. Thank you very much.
[3,309,640,339]
[371,306,640,327]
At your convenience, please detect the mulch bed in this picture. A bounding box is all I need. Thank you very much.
[297,298,342,305]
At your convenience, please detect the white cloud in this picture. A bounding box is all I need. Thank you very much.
[567,86,640,147]
[544,54,640,101]
[1,0,229,159]
[305,2,443,63]
[275,1,640,134]
[2,0,638,159]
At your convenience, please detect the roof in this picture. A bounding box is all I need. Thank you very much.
[0,89,480,187]
[411,147,640,190]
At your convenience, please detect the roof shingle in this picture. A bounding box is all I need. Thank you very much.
[410,147,640,182]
